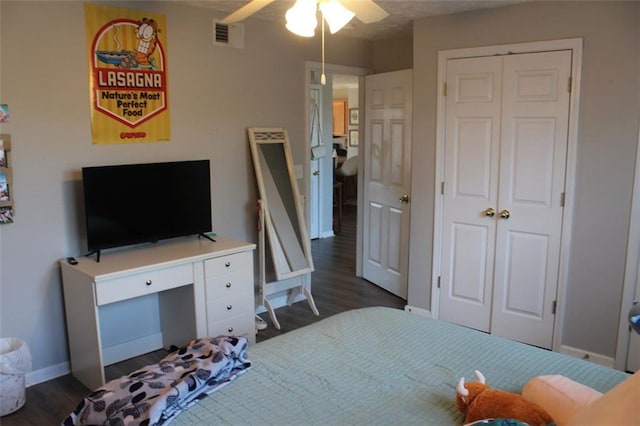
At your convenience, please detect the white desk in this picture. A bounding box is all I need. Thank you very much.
[61,236,255,390]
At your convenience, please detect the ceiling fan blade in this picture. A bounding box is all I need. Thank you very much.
[341,0,389,24]
[220,0,276,24]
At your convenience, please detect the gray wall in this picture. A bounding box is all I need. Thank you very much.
[0,0,371,377]
[372,34,413,73]
[408,1,640,358]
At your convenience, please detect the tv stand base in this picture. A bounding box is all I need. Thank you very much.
[199,233,216,243]
[86,250,101,263]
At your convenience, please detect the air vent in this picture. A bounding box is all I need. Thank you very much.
[215,23,229,43]
[213,20,244,49]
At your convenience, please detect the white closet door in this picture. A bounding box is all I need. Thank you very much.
[629,303,640,371]
[439,51,572,349]
[439,56,503,331]
[491,51,572,349]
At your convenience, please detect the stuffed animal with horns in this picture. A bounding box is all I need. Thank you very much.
[456,370,553,426]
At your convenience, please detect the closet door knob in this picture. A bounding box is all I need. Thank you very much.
[145,280,152,286]
[225,261,231,267]
[484,207,496,217]
[226,282,232,288]
[499,209,511,219]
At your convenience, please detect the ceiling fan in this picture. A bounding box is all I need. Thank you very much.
[220,0,389,34]
[221,0,388,85]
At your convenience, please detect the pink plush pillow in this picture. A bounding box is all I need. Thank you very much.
[522,375,602,426]
[567,371,640,425]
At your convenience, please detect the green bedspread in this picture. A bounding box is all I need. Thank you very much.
[172,307,628,425]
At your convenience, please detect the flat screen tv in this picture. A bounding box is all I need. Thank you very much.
[82,160,212,260]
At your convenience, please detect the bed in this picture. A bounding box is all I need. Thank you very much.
[164,306,628,425]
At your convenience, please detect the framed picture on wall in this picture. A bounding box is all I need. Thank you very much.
[349,129,359,147]
[349,108,359,125]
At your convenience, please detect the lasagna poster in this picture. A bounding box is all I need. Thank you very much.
[85,3,170,144]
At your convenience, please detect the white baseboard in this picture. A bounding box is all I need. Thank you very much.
[320,230,335,239]
[25,361,70,387]
[560,344,615,368]
[24,332,166,388]
[404,305,432,318]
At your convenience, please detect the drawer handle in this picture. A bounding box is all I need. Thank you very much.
[145,280,152,286]
[226,304,233,310]
[225,261,231,268]
[227,327,234,333]
[226,282,232,288]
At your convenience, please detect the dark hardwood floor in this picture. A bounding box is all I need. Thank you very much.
[2,205,405,425]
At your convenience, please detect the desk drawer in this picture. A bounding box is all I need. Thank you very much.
[206,292,254,324]
[208,313,253,339]
[204,251,252,277]
[205,268,252,298]
[95,263,193,305]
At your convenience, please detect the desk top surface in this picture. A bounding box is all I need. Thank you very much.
[61,235,255,279]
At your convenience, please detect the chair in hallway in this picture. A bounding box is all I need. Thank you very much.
[335,155,358,205]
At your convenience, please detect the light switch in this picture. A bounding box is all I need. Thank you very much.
[294,164,303,179]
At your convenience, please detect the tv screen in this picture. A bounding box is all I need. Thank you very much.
[82,160,212,254]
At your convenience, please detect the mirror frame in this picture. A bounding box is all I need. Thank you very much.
[248,127,314,280]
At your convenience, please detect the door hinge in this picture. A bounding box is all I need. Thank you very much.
[443,82,447,97]
[567,77,572,93]
[437,276,441,289]
[441,182,445,195]
[552,300,557,315]
[560,192,565,207]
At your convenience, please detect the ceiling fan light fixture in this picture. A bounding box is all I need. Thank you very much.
[319,0,355,34]
[285,0,318,37]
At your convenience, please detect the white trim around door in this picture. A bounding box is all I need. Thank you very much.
[615,116,640,371]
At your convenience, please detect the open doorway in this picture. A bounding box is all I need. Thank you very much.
[305,63,367,252]
[332,74,359,232]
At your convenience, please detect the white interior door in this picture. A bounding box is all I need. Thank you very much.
[438,56,503,331]
[491,51,571,348]
[620,115,640,372]
[629,286,640,371]
[439,51,572,349]
[363,69,412,299]
[309,84,322,239]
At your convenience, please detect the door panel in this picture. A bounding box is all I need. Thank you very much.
[450,224,491,303]
[439,57,502,329]
[502,231,549,317]
[491,51,571,348]
[388,207,403,272]
[369,121,384,182]
[367,202,382,263]
[510,118,556,204]
[390,122,406,185]
[363,70,412,299]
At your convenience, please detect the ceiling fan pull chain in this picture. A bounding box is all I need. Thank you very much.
[321,12,326,85]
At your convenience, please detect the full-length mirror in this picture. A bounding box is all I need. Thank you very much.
[249,128,318,329]
[249,128,314,280]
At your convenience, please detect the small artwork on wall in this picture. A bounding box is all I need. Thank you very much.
[0,104,9,123]
[349,129,359,147]
[0,206,13,224]
[0,134,14,225]
[349,108,359,125]
[0,174,9,202]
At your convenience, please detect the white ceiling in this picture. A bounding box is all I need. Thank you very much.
[185,0,526,40]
